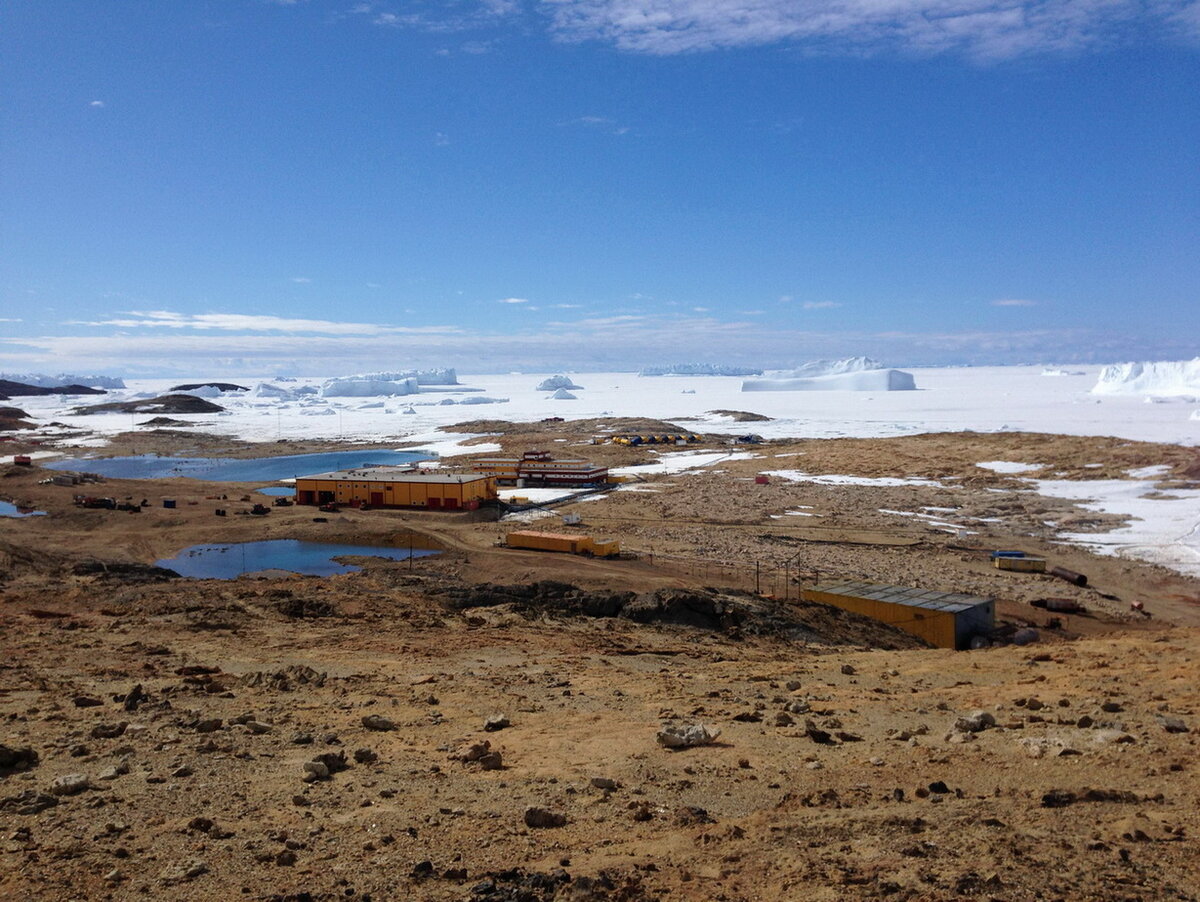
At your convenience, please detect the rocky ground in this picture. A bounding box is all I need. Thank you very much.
[2,421,1199,900]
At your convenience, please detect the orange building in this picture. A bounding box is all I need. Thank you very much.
[294,467,496,511]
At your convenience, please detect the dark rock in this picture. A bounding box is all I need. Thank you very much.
[72,696,103,708]
[90,722,128,740]
[0,791,58,815]
[523,807,567,829]
[361,714,395,732]
[0,744,38,774]
[353,748,378,764]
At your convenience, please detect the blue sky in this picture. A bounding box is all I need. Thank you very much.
[2,0,1198,376]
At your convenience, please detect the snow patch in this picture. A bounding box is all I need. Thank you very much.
[976,461,1044,474]
[765,470,945,488]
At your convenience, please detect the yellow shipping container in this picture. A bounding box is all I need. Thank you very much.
[993,556,1046,573]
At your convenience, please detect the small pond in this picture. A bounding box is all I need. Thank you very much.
[156,538,438,579]
[257,487,296,497]
[0,501,46,518]
[45,449,430,482]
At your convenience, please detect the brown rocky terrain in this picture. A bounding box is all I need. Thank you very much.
[2,421,1199,900]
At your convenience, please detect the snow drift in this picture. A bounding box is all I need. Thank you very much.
[1091,359,1200,397]
[742,358,916,392]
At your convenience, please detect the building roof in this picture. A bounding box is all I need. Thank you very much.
[298,467,492,485]
[807,580,991,614]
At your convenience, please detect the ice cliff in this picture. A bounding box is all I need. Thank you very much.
[1091,359,1200,397]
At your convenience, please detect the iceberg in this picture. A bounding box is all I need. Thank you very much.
[742,358,917,392]
[550,388,578,400]
[0,372,126,389]
[536,375,584,391]
[353,368,458,386]
[1091,359,1200,397]
[321,376,420,397]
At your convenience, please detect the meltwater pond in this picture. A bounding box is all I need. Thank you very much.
[157,539,438,579]
[0,501,46,518]
[45,449,429,482]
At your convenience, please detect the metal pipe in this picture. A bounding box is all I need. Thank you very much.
[1048,566,1087,587]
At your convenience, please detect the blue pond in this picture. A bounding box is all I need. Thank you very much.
[258,487,295,497]
[0,501,46,518]
[157,539,437,579]
[45,449,429,482]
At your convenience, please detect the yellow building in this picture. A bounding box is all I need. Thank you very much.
[505,530,620,557]
[294,467,496,511]
[802,580,994,650]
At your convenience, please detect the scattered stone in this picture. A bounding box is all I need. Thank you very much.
[303,761,330,782]
[523,806,567,828]
[674,805,715,825]
[291,732,314,745]
[159,859,208,884]
[774,712,795,727]
[841,664,856,675]
[452,740,494,763]
[275,850,297,866]
[590,777,619,791]
[1100,701,1123,713]
[49,773,91,796]
[954,711,996,733]
[484,714,510,732]
[0,744,38,774]
[353,748,378,764]
[122,684,149,712]
[68,744,89,758]
[172,765,193,778]
[785,680,802,692]
[244,720,272,734]
[0,791,58,815]
[477,751,503,771]
[72,696,103,708]
[194,719,223,734]
[804,720,834,745]
[90,722,128,740]
[656,723,721,749]
[1159,716,1189,734]
[98,758,131,781]
[362,714,395,732]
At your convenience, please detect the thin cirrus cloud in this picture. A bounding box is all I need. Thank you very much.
[803,300,841,310]
[497,297,530,304]
[68,310,461,335]
[542,0,1199,59]
[992,298,1037,306]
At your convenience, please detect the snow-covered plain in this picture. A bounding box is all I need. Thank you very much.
[15,365,1200,448]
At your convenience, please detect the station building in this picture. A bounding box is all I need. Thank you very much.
[471,450,608,487]
[802,580,995,649]
[294,467,496,511]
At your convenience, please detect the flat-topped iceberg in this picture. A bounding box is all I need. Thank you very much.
[742,357,917,392]
[321,376,420,397]
[1091,359,1200,397]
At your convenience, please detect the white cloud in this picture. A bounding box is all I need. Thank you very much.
[542,0,1199,59]
[0,318,23,323]
[551,303,582,309]
[498,297,530,304]
[67,310,460,336]
[89,100,105,108]
[992,298,1037,306]
[803,300,841,310]
[434,132,451,146]
[291,276,312,283]
[692,306,709,312]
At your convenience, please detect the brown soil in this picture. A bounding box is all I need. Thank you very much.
[2,422,1199,900]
